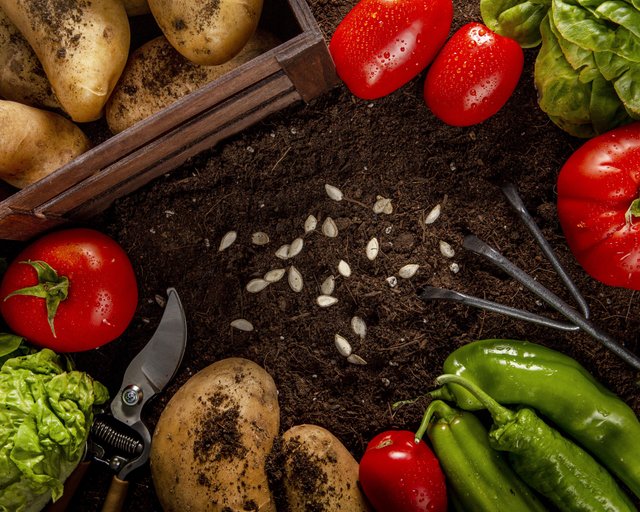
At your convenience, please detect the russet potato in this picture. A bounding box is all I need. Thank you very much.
[0,0,130,122]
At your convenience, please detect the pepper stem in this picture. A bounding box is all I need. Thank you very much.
[3,260,69,338]
[435,374,514,425]
[625,198,640,225]
[415,399,459,443]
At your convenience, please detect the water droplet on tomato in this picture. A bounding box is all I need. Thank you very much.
[383,51,390,59]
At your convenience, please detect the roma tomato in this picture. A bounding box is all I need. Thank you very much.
[0,228,138,352]
[359,430,447,512]
[329,0,452,100]
[557,122,640,290]
[424,22,523,126]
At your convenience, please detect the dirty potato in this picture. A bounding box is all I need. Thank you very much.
[0,0,130,122]
[150,358,279,512]
[0,100,90,189]
[148,0,263,65]
[106,30,278,133]
[282,424,372,511]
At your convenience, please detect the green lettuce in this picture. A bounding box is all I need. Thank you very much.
[0,344,108,512]
[481,0,640,136]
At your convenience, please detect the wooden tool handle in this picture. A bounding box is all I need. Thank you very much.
[45,460,91,512]
[101,476,129,512]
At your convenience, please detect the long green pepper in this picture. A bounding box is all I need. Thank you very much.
[437,374,636,512]
[431,339,640,498]
[415,399,546,512]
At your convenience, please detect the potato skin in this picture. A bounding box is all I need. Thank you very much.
[149,0,263,65]
[150,358,279,512]
[0,7,59,109]
[0,0,130,122]
[282,425,373,512]
[105,30,279,134]
[0,100,90,188]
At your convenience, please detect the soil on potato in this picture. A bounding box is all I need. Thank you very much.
[4,0,639,509]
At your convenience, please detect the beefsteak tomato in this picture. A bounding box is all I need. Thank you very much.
[557,122,640,290]
[424,22,523,126]
[329,0,453,99]
[359,430,447,512]
[0,228,138,352]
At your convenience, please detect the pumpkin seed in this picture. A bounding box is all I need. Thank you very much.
[264,268,286,282]
[322,217,339,238]
[321,275,335,295]
[366,237,379,260]
[425,204,441,225]
[230,319,254,332]
[338,260,351,277]
[334,334,352,357]
[246,279,270,293]
[288,238,304,258]
[251,232,270,245]
[317,295,339,307]
[288,266,304,292]
[325,184,344,201]
[275,244,290,260]
[439,240,455,258]
[398,264,419,279]
[304,215,317,233]
[373,197,393,214]
[218,230,237,251]
[351,316,367,339]
[347,354,367,365]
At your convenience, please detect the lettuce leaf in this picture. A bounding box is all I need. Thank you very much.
[0,347,108,512]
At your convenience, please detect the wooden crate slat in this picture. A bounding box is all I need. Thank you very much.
[0,211,66,241]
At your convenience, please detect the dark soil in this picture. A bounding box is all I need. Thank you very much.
[6,0,640,509]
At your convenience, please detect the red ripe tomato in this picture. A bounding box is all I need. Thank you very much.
[424,22,523,126]
[557,123,640,290]
[329,0,453,100]
[0,228,138,352]
[359,430,447,512]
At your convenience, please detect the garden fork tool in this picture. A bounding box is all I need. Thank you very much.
[419,183,640,371]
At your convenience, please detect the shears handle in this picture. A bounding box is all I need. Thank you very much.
[102,476,129,512]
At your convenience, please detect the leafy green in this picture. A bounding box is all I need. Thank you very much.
[0,347,108,511]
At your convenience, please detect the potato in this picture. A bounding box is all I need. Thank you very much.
[105,30,278,134]
[282,424,372,511]
[148,0,263,65]
[0,100,90,189]
[150,358,279,512]
[0,7,59,109]
[0,0,130,122]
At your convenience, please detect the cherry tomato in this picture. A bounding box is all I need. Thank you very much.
[359,430,447,512]
[424,22,523,126]
[557,122,640,290]
[0,228,138,352]
[329,0,453,99]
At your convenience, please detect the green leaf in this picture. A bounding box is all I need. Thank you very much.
[481,0,550,47]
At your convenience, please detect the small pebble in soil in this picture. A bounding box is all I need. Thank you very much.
[450,262,460,274]
[386,276,398,287]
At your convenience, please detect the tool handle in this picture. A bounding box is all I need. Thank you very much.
[101,476,129,512]
[45,461,91,512]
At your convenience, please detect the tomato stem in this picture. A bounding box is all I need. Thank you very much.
[3,260,69,338]
[626,198,640,224]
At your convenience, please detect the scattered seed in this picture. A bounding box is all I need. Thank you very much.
[366,237,379,260]
[288,238,304,258]
[218,230,237,251]
[251,232,270,245]
[317,295,339,307]
[334,334,352,357]
[325,184,344,201]
[450,262,460,274]
[347,354,368,365]
[154,294,166,308]
[264,268,286,282]
[373,197,392,214]
[246,279,270,293]
[275,244,290,259]
[338,260,351,277]
[288,266,304,292]
[398,264,420,279]
[386,276,398,288]
[440,240,455,258]
[231,319,254,332]
[322,217,339,238]
[351,316,367,339]
[321,275,336,295]
[425,204,441,225]
[383,201,393,214]
[304,215,317,233]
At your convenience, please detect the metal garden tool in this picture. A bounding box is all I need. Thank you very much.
[419,183,640,371]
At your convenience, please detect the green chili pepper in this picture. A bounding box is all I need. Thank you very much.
[437,374,636,512]
[431,339,640,498]
[415,399,546,512]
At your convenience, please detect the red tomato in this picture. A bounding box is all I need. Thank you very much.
[557,123,640,290]
[329,0,453,99]
[359,430,447,512]
[0,228,138,352]
[424,22,523,126]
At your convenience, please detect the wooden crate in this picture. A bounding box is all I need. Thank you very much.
[0,0,338,241]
